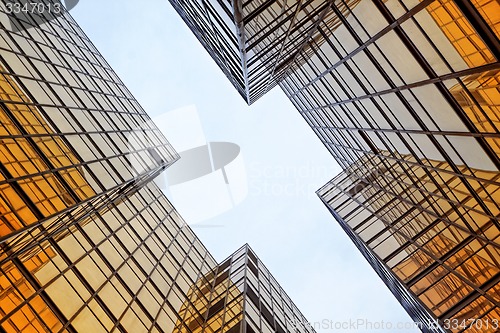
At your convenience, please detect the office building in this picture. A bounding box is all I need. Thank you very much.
[0,2,314,332]
[173,245,314,333]
[168,0,500,331]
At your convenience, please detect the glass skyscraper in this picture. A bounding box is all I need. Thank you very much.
[173,245,315,333]
[0,1,314,332]
[168,0,500,332]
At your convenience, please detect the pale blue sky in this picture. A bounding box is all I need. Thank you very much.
[71,1,421,332]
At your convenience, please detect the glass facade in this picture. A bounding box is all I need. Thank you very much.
[174,245,315,333]
[0,2,315,332]
[318,155,500,333]
[170,0,500,332]
[0,0,179,252]
[168,0,363,104]
[1,181,217,332]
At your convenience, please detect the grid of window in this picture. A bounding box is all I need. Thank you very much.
[318,159,500,333]
[1,182,217,333]
[173,245,316,333]
[0,1,178,256]
[168,0,363,104]
[168,0,246,100]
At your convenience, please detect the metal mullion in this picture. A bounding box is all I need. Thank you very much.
[394,84,500,227]
[373,0,500,174]
[299,33,393,143]
[409,238,491,298]
[247,65,275,87]
[54,28,140,111]
[0,99,81,208]
[403,3,500,136]
[195,22,243,81]
[462,246,500,279]
[338,189,499,312]
[0,53,108,193]
[0,46,130,97]
[0,176,146,257]
[213,249,239,333]
[394,192,480,244]
[379,166,486,220]
[168,0,245,95]
[244,0,304,46]
[215,0,234,21]
[311,124,500,140]
[248,75,274,96]
[98,234,180,332]
[382,211,442,264]
[0,70,121,106]
[439,271,500,321]
[212,27,240,57]
[350,195,398,233]
[375,186,498,258]
[0,157,45,222]
[283,63,313,92]
[455,303,500,333]
[203,0,238,46]
[12,187,172,304]
[340,188,382,221]
[363,197,434,247]
[245,0,314,51]
[333,1,500,233]
[454,72,500,134]
[232,0,251,103]
[358,143,500,188]
[0,98,157,117]
[0,142,165,188]
[324,4,418,138]
[243,0,281,25]
[299,62,500,111]
[323,140,357,167]
[26,29,130,187]
[200,0,245,98]
[367,3,500,229]
[0,254,78,332]
[247,34,292,67]
[264,3,332,72]
[200,255,231,333]
[453,0,500,61]
[326,155,497,246]
[148,243,216,333]
[321,201,448,332]
[246,56,271,77]
[395,180,482,228]
[0,128,159,140]
[302,63,370,154]
[0,22,108,76]
[289,0,433,97]
[0,274,59,332]
[284,81,352,162]
[383,150,493,231]
[368,213,428,255]
[55,189,177,332]
[320,119,365,164]
[262,0,312,96]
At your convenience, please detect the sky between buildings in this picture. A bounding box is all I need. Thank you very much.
[71,1,420,332]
